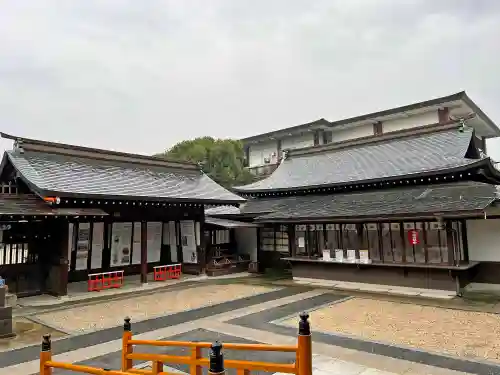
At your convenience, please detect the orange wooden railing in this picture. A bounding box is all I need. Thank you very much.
[40,313,312,375]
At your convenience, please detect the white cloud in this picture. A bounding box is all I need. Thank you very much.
[0,0,499,159]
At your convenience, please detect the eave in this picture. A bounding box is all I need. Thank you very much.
[255,209,489,224]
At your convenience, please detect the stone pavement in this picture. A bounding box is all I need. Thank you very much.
[0,283,498,375]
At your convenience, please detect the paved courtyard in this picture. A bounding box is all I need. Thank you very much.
[281,297,500,363]
[0,279,499,375]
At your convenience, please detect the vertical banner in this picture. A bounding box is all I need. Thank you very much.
[91,223,104,269]
[67,223,74,271]
[146,222,162,263]
[195,222,201,246]
[180,220,197,264]
[132,222,142,265]
[75,223,90,270]
[169,221,178,262]
[110,222,133,267]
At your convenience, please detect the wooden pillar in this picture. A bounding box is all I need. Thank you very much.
[446,220,455,266]
[140,221,148,284]
[461,219,469,263]
[289,225,296,257]
[199,214,206,273]
[59,221,69,296]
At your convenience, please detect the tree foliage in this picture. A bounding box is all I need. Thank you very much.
[156,137,253,188]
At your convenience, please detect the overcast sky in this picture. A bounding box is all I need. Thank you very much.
[0,0,499,159]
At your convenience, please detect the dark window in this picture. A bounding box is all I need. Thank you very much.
[323,131,333,144]
[361,223,381,261]
[313,131,320,146]
[260,227,275,251]
[373,122,383,136]
[261,225,289,254]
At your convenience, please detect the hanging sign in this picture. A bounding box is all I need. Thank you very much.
[408,230,419,245]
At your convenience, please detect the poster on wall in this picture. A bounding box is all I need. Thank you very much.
[169,221,178,263]
[147,222,162,263]
[132,222,142,265]
[75,223,90,270]
[180,220,197,264]
[110,222,133,267]
[195,222,200,246]
[91,223,104,269]
[67,223,74,271]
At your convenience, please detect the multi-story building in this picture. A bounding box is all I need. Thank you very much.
[205,91,500,295]
[242,91,495,177]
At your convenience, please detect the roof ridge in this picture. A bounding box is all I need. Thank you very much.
[287,121,463,159]
[1,132,199,171]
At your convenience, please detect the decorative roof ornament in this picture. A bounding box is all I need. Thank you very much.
[450,112,475,133]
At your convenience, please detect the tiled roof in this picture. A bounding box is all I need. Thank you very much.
[5,151,245,203]
[254,181,497,221]
[234,129,482,193]
[0,194,107,216]
[205,205,241,216]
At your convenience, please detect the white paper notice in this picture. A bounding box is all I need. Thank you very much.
[147,222,162,263]
[75,223,90,270]
[298,237,305,248]
[132,222,142,265]
[110,222,133,267]
[180,220,197,264]
[322,249,331,261]
[91,223,104,269]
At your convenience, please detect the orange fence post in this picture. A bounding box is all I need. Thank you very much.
[122,317,133,372]
[40,334,52,375]
[191,346,202,375]
[208,341,225,375]
[152,360,163,374]
[297,312,312,375]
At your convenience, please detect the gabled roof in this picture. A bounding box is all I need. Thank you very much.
[234,126,498,194]
[0,134,245,204]
[241,91,500,143]
[254,181,498,222]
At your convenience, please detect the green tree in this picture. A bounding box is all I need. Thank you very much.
[156,137,254,188]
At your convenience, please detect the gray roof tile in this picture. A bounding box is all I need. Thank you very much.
[6,151,245,203]
[254,181,497,221]
[234,129,479,193]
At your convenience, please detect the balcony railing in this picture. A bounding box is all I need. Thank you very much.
[246,163,279,178]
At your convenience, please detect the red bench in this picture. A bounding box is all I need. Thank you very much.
[153,264,181,281]
[88,270,124,292]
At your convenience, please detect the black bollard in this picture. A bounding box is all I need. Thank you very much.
[124,316,131,331]
[298,312,310,336]
[208,341,224,375]
[41,334,51,352]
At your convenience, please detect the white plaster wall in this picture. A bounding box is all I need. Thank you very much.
[466,219,500,262]
[281,133,315,150]
[383,111,439,133]
[332,124,373,143]
[235,227,258,261]
[248,141,278,167]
